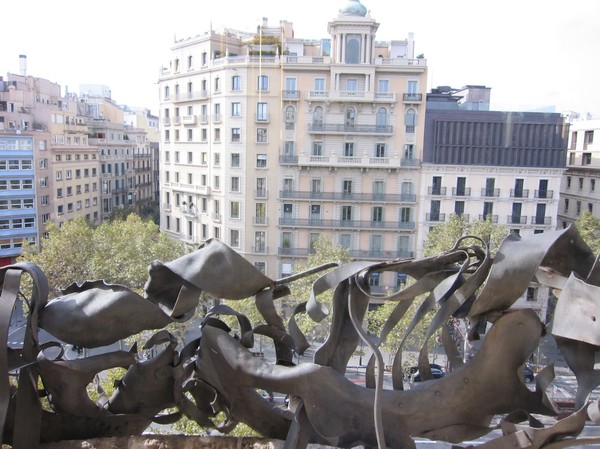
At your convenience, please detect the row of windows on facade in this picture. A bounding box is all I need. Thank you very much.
[564,198,593,215]
[52,153,97,162]
[165,171,414,199]
[163,106,417,140]
[0,237,36,251]
[428,200,552,225]
[55,198,99,215]
[164,72,418,99]
[0,217,35,230]
[428,176,553,199]
[570,130,595,148]
[164,144,416,171]
[167,191,415,223]
[0,138,34,151]
[565,176,597,192]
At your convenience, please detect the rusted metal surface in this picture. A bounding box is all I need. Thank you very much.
[1,227,600,448]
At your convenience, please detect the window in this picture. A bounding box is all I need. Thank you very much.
[375,143,386,157]
[526,287,536,302]
[342,205,352,221]
[214,128,221,142]
[214,152,221,167]
[583,153,592,165]
[405,108,416,133]
[404,144,415,160]
[378,79,389,93]
[314,78,325,91]
[231,128,241,142]
[312,142,323,156]
[256,103,268,121]
[564,198,570,212]
[232,75,241,91]
[592,179,597,192]
[214,175,220,190]
[254,231,266,253]
[283,178,294,192]
[255,203,266,224]
[214,77,220,92]
[231,177,240,192]
[256,178,267,197]
[376,108,387,129]
[257,128,268,143]
[231,153,240,167]
[576,201,582,215]
[567,176,572,189]
[256,154,267,168]
[230,229,240,247]
[372,206,383,222]
[230,201,240,219]
[312,178,322,194]
[345,107,356,128]
[343,180,352,195]
[344,142,354,157]
[579,177,584,190]
[258,75,269,91]
[400,207,411,223]
[232,102,241,117]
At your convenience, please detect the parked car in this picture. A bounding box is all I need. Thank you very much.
[406,364,445,382]
[413,368,445,382]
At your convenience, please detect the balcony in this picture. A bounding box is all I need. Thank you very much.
[507,215,527,225]
[253,216,268,225]
[349,249,414,260]
[534,190,554,199]
[279,155,299,165]
[531,216,552,225]
[306,90,396,103]
[282,90,300,100]
[402,93,423,103]
[278,217,415,230]
[452,187,472,197]
[510,189,530,199]
[163,181,211,195]
[481,188,500,198]
[479,214,499,223]
[401,158,421,167]
[308,123,393,135]
[426,213,446,222]
[283,55,331,65]
[427,186,447,196]
[278,246,310,257]
[252,245,268,254]
[182,115,197,125]
[172,90,209,102]
[255,113,270,123]
[297,154,401,169]
[450,213,470,222]
[279,190,416,203]
[172,117,181,126]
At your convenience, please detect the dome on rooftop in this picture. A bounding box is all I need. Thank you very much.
[339,0,367,17]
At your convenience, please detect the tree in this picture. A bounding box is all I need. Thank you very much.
[576,211,600,254]
[286,236,352,341]
[18,214,186,297]
[423,214,509,257]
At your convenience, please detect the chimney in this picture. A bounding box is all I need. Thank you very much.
[19,54,27,76]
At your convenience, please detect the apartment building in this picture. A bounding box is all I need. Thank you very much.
[0,64,155,260]
[159,0,427,287]
[418,86,568,255]
[558,118,600,226]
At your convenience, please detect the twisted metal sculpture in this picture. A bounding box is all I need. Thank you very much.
[2,226,600,448]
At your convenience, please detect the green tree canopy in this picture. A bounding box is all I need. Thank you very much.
[423,215,510,257]
[576,211,600,254]
[286,236,352,340]
[18,214,186,297]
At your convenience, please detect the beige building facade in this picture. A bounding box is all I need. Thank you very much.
[158,0,427,288]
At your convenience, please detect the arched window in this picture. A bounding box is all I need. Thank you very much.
[285,106,296,130]
[376,107,387,129]
[405,108,416,133]
[285,105,296,122]
[313,106,324,129]
[345,107,356,128]
[345,35,360,64]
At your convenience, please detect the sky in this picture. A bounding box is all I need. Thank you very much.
[2,0,599,117]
